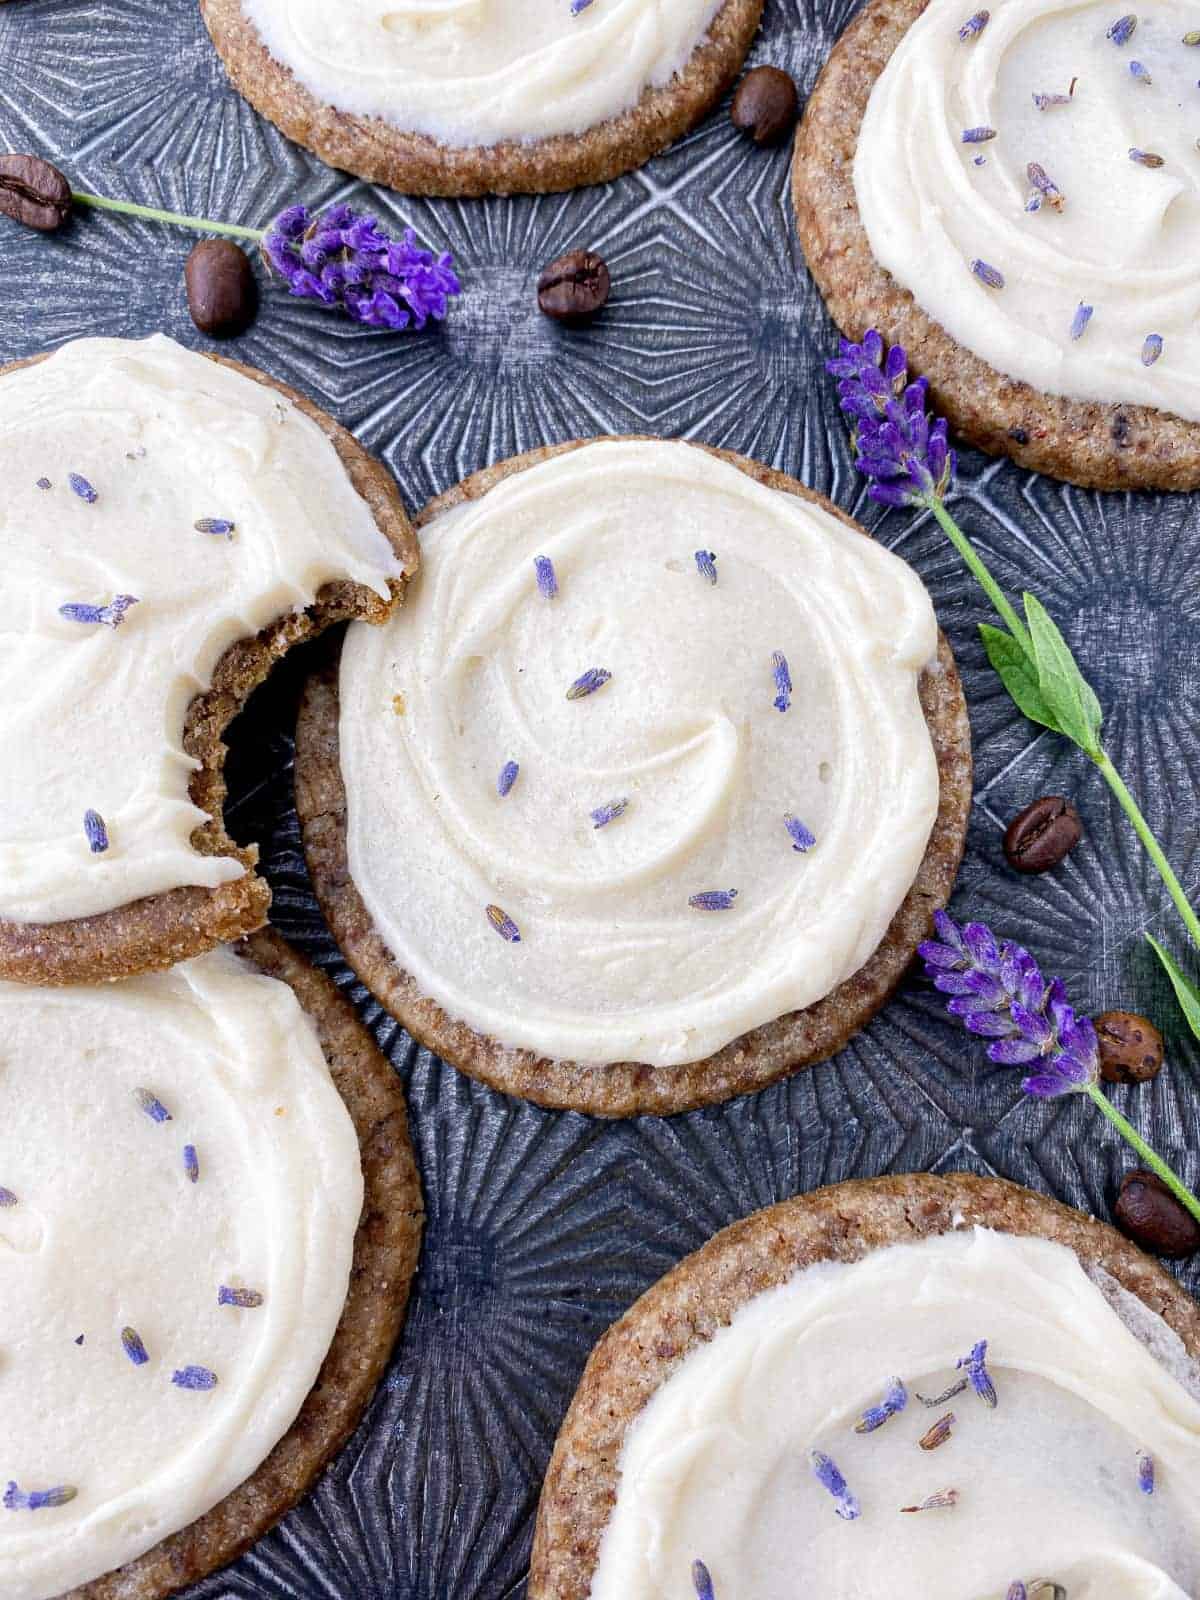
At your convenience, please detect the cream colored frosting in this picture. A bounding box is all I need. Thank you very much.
[0,947,363,1600]
[0,334,404,925]
[338,440,940,1068]
[241,0,724,147]
[855,0,1200,422]
[590,1228,1200,1600]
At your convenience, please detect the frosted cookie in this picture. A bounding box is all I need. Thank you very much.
[0,334,417,985]
[294,438,971,1117]
[200,0,764,197]
[530,1174,1200,1600]
[0,929,422,1600]
[794,0,1200,490]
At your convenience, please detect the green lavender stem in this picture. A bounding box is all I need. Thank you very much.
[71,191,265,243]
[926,494,1033,655]
[1088,1084,1200,1228]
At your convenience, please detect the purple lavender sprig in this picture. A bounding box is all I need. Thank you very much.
[262,204,459,330]
[827,331,954,507]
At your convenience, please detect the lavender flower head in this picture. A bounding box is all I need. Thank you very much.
[262,204,460,331]
[691,1559,716,1600]
[855,1376,908,1432]
[919,911,1099,1097]
[826,331,955,507]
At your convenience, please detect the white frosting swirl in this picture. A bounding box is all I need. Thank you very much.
[338,440,940,1068]
[855,0,1200,421]
[0,948,363,1600]
[590,1229,1200,1600]
[241,0,724,147]
[0,334,403,925]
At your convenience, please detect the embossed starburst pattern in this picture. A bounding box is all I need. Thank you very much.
[2,0,1200,1595]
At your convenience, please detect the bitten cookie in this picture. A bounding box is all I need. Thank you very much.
[794,0,1200,490]
[200,0,764,197]
[1,927,423,1600]
[0,334,417,985]
[294,436,972,1117]
[531,1173,1200,1599]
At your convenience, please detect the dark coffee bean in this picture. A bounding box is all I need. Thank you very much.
[537,249,610,323]
[1114,1169,1200,1258]
[1095,1010,1164,1084]
[185,239,257,338]
[730,66,799,146]
[1003,795,1082,874]
[0,154,71,232]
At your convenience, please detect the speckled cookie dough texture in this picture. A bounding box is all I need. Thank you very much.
[200,0,765,196]
[0,335,417,986]
[793,0,1200,489]
[294,437,972,1117]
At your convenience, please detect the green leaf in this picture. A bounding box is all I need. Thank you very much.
[1146,934,1200,1046]
[1023,593,1104,757]
[979,624,1062,733]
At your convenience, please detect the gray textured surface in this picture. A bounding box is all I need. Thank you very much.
[2,1,1199,1596]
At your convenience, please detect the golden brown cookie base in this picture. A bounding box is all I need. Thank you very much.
[68,927,424,1600]
[0,351,418,986]
[294,436,972,1118]
[792,0,1200,491]
[529,1173,1200,1599]
[200,0,763,197]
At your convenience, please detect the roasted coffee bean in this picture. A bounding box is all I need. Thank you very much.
[0,154,71,232]
[185,239,258,338]
[1114,1169,1200,1258]
[730,66,799,145]
[537,249,610,323]
[1096,1010,1164,1084]
[1003,795,1083,873]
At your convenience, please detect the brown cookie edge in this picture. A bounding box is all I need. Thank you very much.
[0,349,419,985]
[790,0,1200,491]
[199,0,763,197]
[294,435,972,1118]
[528,1172,1200,1599]
[66,926,423,1600]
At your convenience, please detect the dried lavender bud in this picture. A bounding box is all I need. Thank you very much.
[36,476,51,490]
[1025,161,1066,212]
[486,904,522,943]
[0,1187,16,1208]
[68,472,97,503]
[172,1365,218,1391]
[962,125,997,142]
[185,239,257,338]
[194,517,235,537]
[1130,147,1165,166]
[1070,303,1094,341]
[1185,28,1200,42]
[1007,1587,1028,1600]
[971,258,1005,288]
[1095,1010,1164,1083]
[772,650,792,712]
[901,1488,959,1512]
[917,1377,969,1405]
[537,249,610,322]
[958,1339,998,1406]
[182,1145,200,1183]
[809,1450,860,1519]
[1129,59,1151,81]
[694,549,718,585]
[730,65,799,145]
[1142,333,1164,366]
[590,798,628,829]
[133,1088,172,1124]
[784,814,815,852]
[692,1559,716,1600]
[4,1481,78,1511]
[121,1327,149,1366]
[218,1285,265,1308]
[919,1411,957,1450]
[534,555,558,598]
[0,154,71,231]
[83,809,109,854]
[855,1376,908,1432]
[566,667,612,700]
[1138,1451,1155,1494]
[59,594,140,629]
[688,889,738,912]
[1107,12,1137,44]
[497,760,520,798]
[958,9,990,38]
[1033,90,1073,108]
